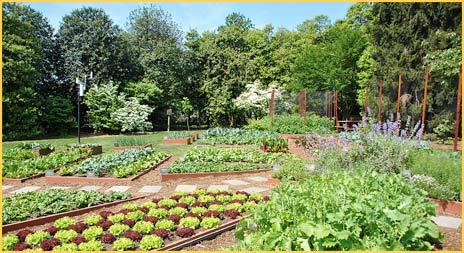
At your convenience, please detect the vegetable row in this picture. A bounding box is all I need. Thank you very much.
[184,147,295,164]
[197,128,279,145]
[2,190,132,225]
[2,189,268,251]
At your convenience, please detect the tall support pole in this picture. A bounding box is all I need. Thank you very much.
[397,75,402,123]
[454,65,462,152]
[270,89,275,127]
[298,90,306,124]
[334,90,339,130]
[421,70,429,126]
[378,79,383,123]
[364,84,369,116]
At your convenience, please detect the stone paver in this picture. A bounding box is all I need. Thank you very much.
[138,185,162,193]
[50,186,71,190]
[175,185,197,192]
[207,185,229,191]
[223,179,249,186]
[432,215,462,229]
[247,176,268,182]
[79,185,102,192]
[106,186,131,192]
[241,187,268,194]
[11,186,41,194]
[2,185,14,191]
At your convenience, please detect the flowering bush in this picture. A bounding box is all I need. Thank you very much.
[112,97,153,132]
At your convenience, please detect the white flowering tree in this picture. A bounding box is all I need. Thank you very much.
[234,80,283,118]
[112,97,154,132]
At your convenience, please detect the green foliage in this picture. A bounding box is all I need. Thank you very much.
[2,234,19,251]
[272,158,311,181]
[157,199,177,208]
[125,210,146,221]
[54,217,77,230]
[432,119,454,143]
[260,135,288,152]
[168,207,188,216]
[246,114,334,134]
[139,235,164,250]
[112,97,154,132]
[154,219,175,231]
[122,203,138,211]
[165,131,192,139]
[41,96,75,135]
[133,221,155,234]
[108,224,131,236]
[84,215,103,226]
[235,170,442,250]
[77,240,104,251]
[190,207,207,216]
[408,150,461,200]
[169,161,265,174]
[113,238,135,251]
[84,82,125,133]
[114,136,147,146]
[183,147,296,164]
[82,226,104,241]
[178,196,196,206]
[179,217,200,229]
[198,128,279,145]
[148,208,168,219]
[124,78,162,107]
[201,217,221,229]
[54,230,78,243]
[107,213,125,224]
[52,243,78,251]
[208,204,225,213]
[25,231,51,246]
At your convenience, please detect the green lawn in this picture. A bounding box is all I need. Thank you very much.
[2,131,202,157]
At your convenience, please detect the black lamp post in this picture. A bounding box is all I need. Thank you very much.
[75,72,92,145]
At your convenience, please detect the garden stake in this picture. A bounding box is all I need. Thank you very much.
[378,79,382,123]
[454,65,462,152]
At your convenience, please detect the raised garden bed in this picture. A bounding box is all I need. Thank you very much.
[45,156,171,184]
[114,144,152,151]
[64,145,102,155]
[191,133,199,141]
[163,138,192,145]
[1,189,269,251]
[161,168,272,181]
[2,150,92,183]
[426,198,462,217]
[2,191,143,234]
[33,147,54,156]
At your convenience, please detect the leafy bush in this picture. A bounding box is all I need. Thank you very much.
[260,135,288,151]
[113,237,135,251]
[139,235,164,250]
[246,113,334,134]
[235,170,443,250]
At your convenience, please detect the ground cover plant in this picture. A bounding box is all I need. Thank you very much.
[58,148,168,178]
[246,113,334,134]
[197,128,279,145]
[168,161,267,173]
[183,147,296,164]
[2,149,92,179]
[1,190,268,251]
[2,190,131,225]
[234,170,443,251]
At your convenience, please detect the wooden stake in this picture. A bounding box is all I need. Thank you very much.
[421,70,429,125]
[378,80,383,123]
[454,66,462,152]
[397,75,402,123]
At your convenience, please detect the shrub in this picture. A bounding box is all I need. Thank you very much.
[235,170,443,250]
[139,235,164,250]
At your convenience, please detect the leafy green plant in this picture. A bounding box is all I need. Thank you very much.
[54,217,77,230]
[198,195,215,204]
[178,196,196,206]
[133,221,155,234]
[272,158,311,181]
[148,208,168,219]
[2,189,131,225]
[65,143,101,149]
[165,131,192,139]
[184,147,295,164]
[108,224,131,236]
[113,237,135,251]
[208,204,225,213]
[200,217,221,229]
[168,207,188,216]
[78,240,104,251]
[54,230,78,243]
[82,226,104,241]
[432,119,454,143]
[246,113,334,134]
[84,215,103,226]
[169,161,265,174]
[122,203,138,211]
[125,210,145,221]
[15,142,55,151]
[179,217,200,229]
[198,128,280,145]
[260,135,288,152]
[139,235,164,250]
[190,207,207,216]
[157,199,177,208]
[25,231,51,246]
[114,136,147,147]
[108,213,125,224]
[235,170,443,250]
[2,234,19,251]
[215,194,231,203]
[154,220,175,231]
[52,243,78,251]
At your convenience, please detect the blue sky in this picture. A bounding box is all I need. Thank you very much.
[26,2,355,34]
